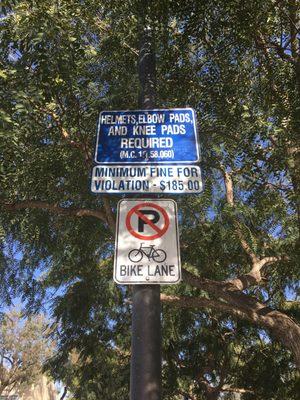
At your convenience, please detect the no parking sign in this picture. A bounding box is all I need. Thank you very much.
[114,199,181,284]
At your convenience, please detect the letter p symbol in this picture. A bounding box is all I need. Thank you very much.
[138,210,160,232]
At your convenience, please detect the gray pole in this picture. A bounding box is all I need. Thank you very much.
[130,285,161,400]
[130,4,162,400]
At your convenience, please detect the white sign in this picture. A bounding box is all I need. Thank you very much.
[114,199,181,284]
[91,165,202,194]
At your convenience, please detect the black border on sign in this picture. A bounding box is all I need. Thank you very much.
[113,198,181,285]
[94,108,200,164]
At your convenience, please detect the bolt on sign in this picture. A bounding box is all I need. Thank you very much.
[114,199,181,284]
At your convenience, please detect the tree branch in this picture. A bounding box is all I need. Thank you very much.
[255,31,296,64]
[180,268,300,369]
[2,355,13,367]
[222,171,287,289]
[102,196,116,235]
[223,171,259,264]
[268,39,296,63]
[228,256,286,290]
[34,103,92,164]
[221,385,254,394]
[1,199,107,223]
[161,293,246,319]
[177,390,197,400]
[60,386,68,400]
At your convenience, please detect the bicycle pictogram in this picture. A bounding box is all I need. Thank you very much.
[128,243,167,263]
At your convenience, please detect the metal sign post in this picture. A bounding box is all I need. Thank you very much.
[89,1,202,397]
[130,11,162,400]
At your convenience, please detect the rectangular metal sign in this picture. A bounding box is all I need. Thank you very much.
[95,108,199,164]
[114,199,181,284]
[91,165,202,194]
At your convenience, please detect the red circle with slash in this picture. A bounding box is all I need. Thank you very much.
[125,202,170,240]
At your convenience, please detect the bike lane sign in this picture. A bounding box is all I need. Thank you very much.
[114,199,181,284]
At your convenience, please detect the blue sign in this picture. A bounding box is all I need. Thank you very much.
[94,108,199,164]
